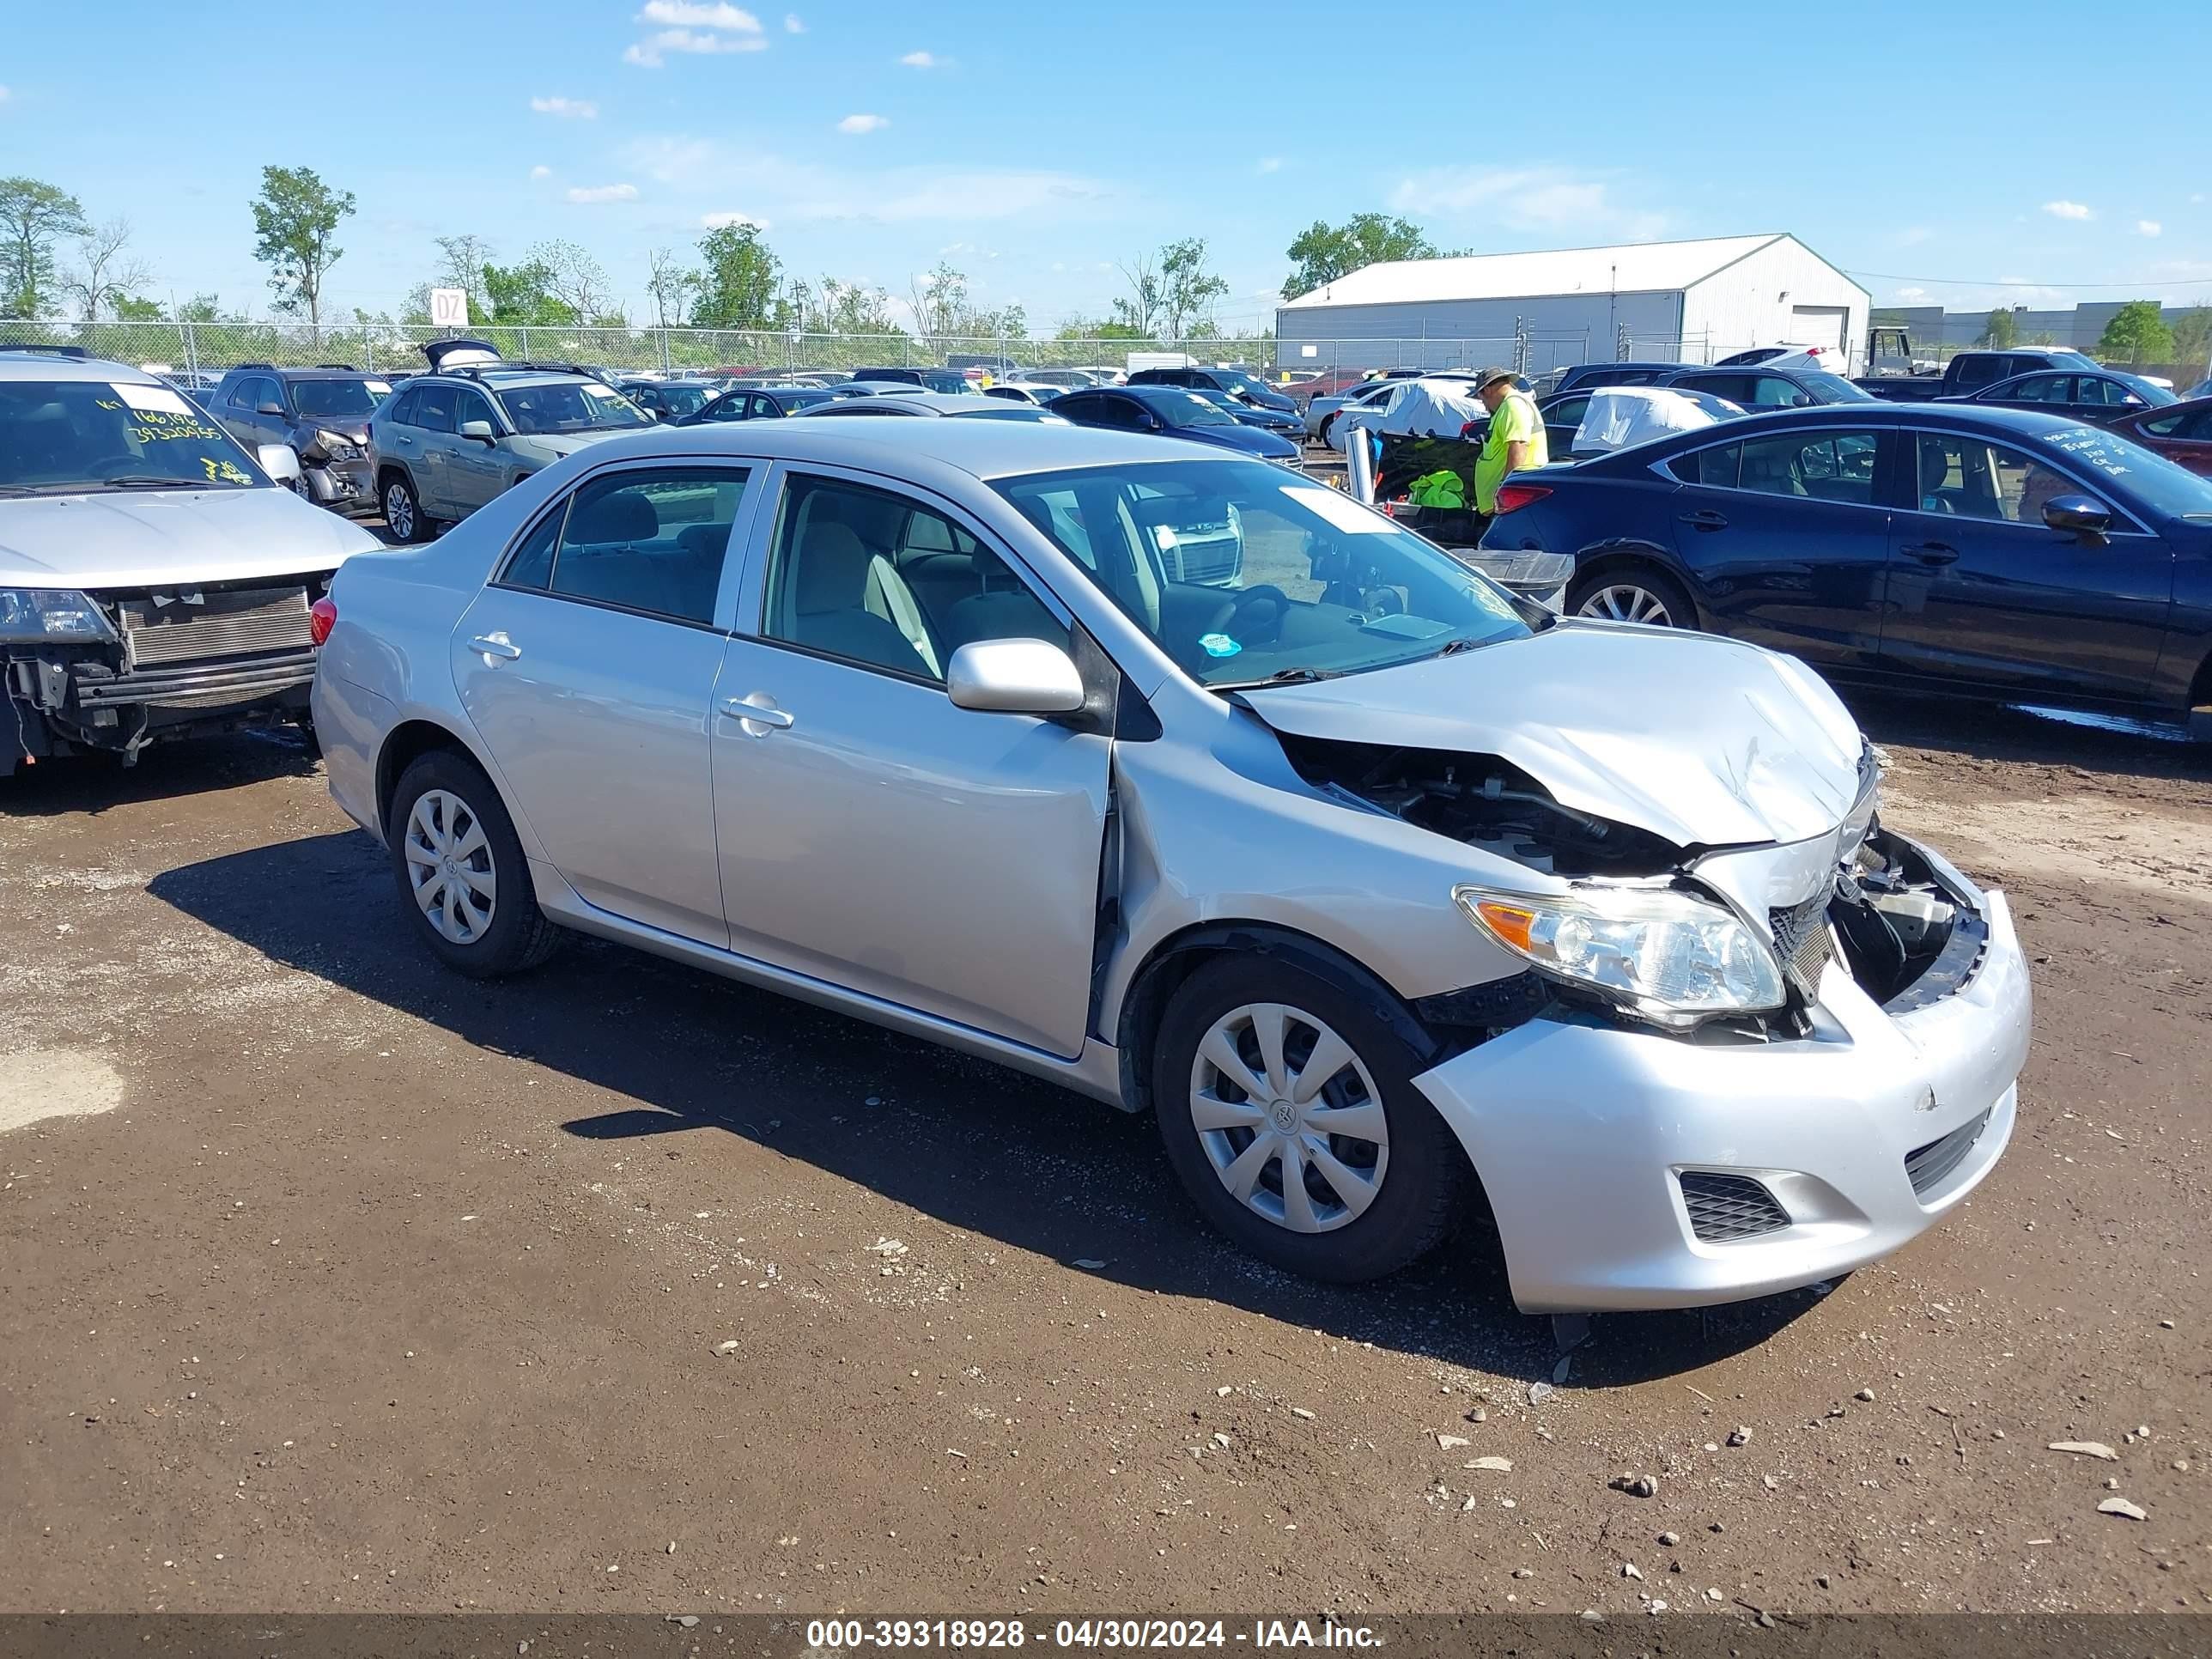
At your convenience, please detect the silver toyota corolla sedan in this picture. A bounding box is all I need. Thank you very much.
[310,420,2031,1312]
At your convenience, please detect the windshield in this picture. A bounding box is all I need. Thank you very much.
[1216,372,1273,399]
[995,459,1533,686]
[0,378,265,492]
[495,380,652,435]
[2115,374,2179,408]
[1155,392,1237,428]
[921,370,971,393]
[2042,423,2212,520]
[290,379,388,419]
[654,385,714,418]
[1797,371,1874,402]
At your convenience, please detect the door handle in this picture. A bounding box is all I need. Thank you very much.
[721,694,795,734]
[468,632,521,662]
[1901,542,1960,567]
[1677,509,1729,531]
[395,434,415,445]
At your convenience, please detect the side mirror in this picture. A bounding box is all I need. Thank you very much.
[2042,494,2112,542]
[945,638,1085,716]
[256,400,285,416]
[459,420,496,444]
[256,443,302,484]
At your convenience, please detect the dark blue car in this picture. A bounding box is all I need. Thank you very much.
[1049,385,1303,464]
[1480,402,2212,737]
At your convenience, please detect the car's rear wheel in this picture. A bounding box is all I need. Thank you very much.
[1152,957,1467,1283]
[1569,564,1694,629]
[1317,413,1339,447]
[386,750,563,977]
[381,473,430,544]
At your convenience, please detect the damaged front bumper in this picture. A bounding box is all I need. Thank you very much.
[301,455,377,516]
[1413,832,2030,1313]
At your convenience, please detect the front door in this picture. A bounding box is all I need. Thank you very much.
[1879,428,2174,702]
[1666,424,1893,666]
[444,387,507,516]
[711,468,1112,1058]
[453,463,758,945]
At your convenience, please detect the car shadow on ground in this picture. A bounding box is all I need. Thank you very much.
[1844,691,2210,785]
[152,826,1824,1389]
[0,726,319,818]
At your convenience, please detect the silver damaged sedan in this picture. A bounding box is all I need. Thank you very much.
[311,420,2031,1312]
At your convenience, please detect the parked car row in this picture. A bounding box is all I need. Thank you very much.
[1478,399,2212,738]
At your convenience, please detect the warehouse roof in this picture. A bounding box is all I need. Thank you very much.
[1280,234,1808,310]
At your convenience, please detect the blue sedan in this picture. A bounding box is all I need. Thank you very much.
[1479,402,2212,737]
[1048,384,1302,464]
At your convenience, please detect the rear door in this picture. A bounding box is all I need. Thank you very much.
[1664,423,1893,666]
[453,461,761,945]
[1879,426,2173,701]
[406,382,461,515]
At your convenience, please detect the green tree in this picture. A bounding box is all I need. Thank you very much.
[112,295,164,321]
[790,275,902,337]
[434,234,495,322]
[646,246,698,330]
[1158,237,1229,341]
[177,293,227,324]
[250,166,356,336]
[1978,307,2020,349]
[482,258,574,326]
[2165,307,2210,374]
[1281,213,1439,300]
[528,239,617,325]
[2097,300,2174,365]
[0,176,90,319]
[692,222,787,331]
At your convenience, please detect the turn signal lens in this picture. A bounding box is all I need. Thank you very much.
[309,595,337,647]
[1469,898,1539,953]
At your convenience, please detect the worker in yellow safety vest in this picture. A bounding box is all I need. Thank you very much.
[1470,365,1548,517]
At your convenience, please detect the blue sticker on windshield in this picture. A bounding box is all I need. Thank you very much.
[1200,632,1243,658]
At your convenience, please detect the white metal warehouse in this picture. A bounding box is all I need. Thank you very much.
[1275,234,1870,375]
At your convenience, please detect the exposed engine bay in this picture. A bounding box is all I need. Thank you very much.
[1277,735,1683,878]
[1830,825,1982,1011]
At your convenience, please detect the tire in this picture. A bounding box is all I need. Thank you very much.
[1317,413,1338,447]
[1568,562,1695,629]
[386,749,563,978]
[1152,956,1468,1283]
[380,472,431,544]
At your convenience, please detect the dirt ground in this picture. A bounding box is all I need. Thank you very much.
[2,694,2206,1620]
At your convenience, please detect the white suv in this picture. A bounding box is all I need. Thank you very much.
[0,346,380,775]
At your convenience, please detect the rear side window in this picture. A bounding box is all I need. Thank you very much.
[1670,443,1740,488]
[1952,356,2005,389]
[501,505,564,591]
[412,384,459,434]
[547,467,751,624]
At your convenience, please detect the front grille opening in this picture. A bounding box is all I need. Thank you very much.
[1679,1170,1790,1242]
[1905,1108,1992,1198]
[1768,894,1836,996]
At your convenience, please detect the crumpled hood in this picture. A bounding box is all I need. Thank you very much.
[0,487,384,591]
[1239,622,1867,849]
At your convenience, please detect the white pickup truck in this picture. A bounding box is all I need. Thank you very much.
[1,346,382,776]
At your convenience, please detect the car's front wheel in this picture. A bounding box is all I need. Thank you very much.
[1152,957,1468,1283]
[386,749,563,977]
[380,473,431,544]
[1568,564,1694,629]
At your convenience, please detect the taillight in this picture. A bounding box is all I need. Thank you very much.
[309,595,337,647]
[1493,483,1552,514]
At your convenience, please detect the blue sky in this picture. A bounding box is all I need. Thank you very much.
[3,0,2209,331]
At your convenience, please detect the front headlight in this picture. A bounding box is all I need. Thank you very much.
[0,587,118,644]
[1455,881,1785,1025]
[314,429,362,459]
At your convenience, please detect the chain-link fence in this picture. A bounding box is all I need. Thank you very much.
[2,318,1722,383]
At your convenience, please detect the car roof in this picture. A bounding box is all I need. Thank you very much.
[414,367,598,390]
[1576,399,2112,464]
[547,412,1245,481]
[0,349,161,385]
[802,392,1051,417]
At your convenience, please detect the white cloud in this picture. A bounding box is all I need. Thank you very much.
[1256,156,1283,175]
[625,135,1116,227]
[1893,226,1932,246]
[1893,286,1929,301]
[784,11,804,29]
[566,183,640,204]
[2137,219,2162,237]
[1996,274,2032,285]
[899,50,941,67]
[837,112,888,134]
[638,0,762,27]
[2040,199,2093,221]
[530,94,598,118]
[625,26,768,64]
[530,164,553,179]
[1389,166,1664,240]
[702,210,770,229]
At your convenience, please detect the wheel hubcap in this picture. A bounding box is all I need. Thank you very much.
[1577,583,1674,626]
[1188,1002,1388,1235]
[386,486,413,537]
[403,788,496,945]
